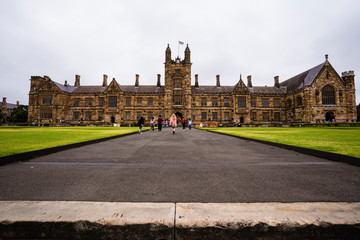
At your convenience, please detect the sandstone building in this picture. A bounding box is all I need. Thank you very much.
[28,45,356,125]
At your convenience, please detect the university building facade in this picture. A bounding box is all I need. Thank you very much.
[28,45,357,125]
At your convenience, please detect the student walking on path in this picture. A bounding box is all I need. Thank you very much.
[150,117,155,131]
[157,115,163,131]
[170,114,177,135]
[181,117,186,130]
[164,119,168,129]
[188,119,192,130]
[138,116,145,134]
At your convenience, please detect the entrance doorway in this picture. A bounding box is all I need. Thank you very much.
[325,111,335,122]
[240,117,244,123]
[111,116,115,123]
[175,112,183,124]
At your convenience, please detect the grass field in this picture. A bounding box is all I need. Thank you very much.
[0,126,145,157]
[202,127,360,158]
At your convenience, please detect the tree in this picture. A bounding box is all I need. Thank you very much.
[9,105,28,123]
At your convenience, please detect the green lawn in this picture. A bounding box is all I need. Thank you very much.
[201,127,360,158]
[0,126,145,157]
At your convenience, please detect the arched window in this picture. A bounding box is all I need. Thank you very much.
[322,85,335,105]
[286,99,292,108]
[296,95,302,107]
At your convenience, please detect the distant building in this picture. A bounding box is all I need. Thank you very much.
[0,97,20,122]
[28,45,356,125]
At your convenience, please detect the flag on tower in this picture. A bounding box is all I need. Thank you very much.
[179,41,184,45]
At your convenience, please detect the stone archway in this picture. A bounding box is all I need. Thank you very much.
[325,111,335,122]
[240,117,244,123]
[111,116,115,123]
[175,112,182,124]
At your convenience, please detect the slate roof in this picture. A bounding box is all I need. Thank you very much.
[249,86,284,95]
[120,85,164,93]
[279,62,324,92]
[191,86,234,94]
[54,82,76,93]
[72,86,106,94]
[0,102,18,109]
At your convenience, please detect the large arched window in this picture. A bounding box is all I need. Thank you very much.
[322,85,335,105]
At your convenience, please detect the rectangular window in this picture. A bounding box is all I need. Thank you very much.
[85,112,92,120]
[212,112,218,121]
[74,112,80,120]
[98,113,102,121]
[238,96,246,108]
[274,112,280,121]
[137,98,142,106]
[99,97,104,107]
[201,112,207,121]
[262,98,269,107]
[174,79,181,88]
[148,98,153,106]
[74,98,80,107]
[224,98,230,107]
[126,97,131,106]
[136,112,142,120]
[212,98,218,107]
[263,112,269,121]
[147,112,153,120]
[85,98,92,107]
[40,110,52,119]
[274,98,280,107]
[109,96,117,107]
[41,97,53,105]
[251,97,256,107]
[174,95,181,105]
[201,98,207,107]
[224,112,230,121]
[252,112,257,121]
[125,111,131,120]
[192,97,195,102]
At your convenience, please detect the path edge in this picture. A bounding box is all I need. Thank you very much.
[198,128,360,167]
[0,130,144,166]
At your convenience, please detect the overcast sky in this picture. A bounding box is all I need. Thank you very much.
[1,0,359,105]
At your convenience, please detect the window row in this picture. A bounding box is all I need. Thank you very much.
[71,97,161,107]
[251,112,281,121]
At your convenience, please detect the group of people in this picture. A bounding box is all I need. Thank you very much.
[137,114,193,135]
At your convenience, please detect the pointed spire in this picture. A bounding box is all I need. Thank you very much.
[184,44,191,63]
[165,44,171,63]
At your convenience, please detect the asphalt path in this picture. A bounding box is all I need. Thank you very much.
[1,128,359,202]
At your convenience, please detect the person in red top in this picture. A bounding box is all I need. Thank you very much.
[181,117,186,130]
[157,115,163,131]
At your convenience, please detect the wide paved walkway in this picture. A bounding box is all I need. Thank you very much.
[1,128,359,202]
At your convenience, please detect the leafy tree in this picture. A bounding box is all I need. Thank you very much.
[9,105,28,123]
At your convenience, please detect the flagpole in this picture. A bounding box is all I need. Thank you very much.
[178,42,180,58]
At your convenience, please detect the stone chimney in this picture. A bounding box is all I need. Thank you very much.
[2,97,6,106]
[75,75,80,87]
[16,101,19,106]
[157,74,161,87]
[103,74,108,87]
[216,75,220,87]
[274,76,280,88]
[247,75,252,87]
[64,80,68,86]
[195,74,199,87]
[135,74,139,87]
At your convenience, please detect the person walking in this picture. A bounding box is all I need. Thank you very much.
[188,118,192,130]
[170,114,177,135]
[164,119,168,129]
[181,117,186,130]
[150,117,155,131]
[158,115,163,131]
[138,116,145,134]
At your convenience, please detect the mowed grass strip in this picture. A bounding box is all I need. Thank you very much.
[202,127,360,158]
[0,126,142,157]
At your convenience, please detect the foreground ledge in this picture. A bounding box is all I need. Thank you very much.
[1,201,360,239]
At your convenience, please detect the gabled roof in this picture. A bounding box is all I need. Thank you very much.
[120,85,164,93]
[191,86,234,94]
[279,62,324,92]
[249,86,284,95]
[0,102,18,110]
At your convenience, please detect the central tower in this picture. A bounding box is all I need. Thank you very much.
[164,44,192,119]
